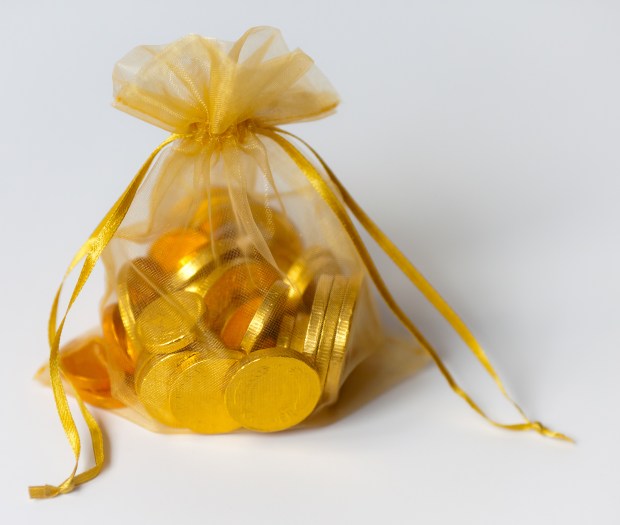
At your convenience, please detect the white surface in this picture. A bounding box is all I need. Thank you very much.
[1,1,619,523]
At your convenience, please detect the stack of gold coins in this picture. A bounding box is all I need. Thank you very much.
[222,272,362,431]
[92,188,363,432]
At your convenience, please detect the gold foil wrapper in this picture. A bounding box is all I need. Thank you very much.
[91,188,367,433]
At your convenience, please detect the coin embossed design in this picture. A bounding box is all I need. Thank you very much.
[135,290,205,354]
[225,348,321,432]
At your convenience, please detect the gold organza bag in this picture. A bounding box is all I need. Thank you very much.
[30,27,569,499]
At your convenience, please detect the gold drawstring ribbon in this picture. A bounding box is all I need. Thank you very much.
[31,126,570,499]
[29,135,179,499]
[261,128,572,442]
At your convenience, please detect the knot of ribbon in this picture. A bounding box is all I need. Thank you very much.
[186,119,254,144]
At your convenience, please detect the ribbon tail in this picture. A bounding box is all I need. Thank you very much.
[260,127,572,444]
[29,134,180,499]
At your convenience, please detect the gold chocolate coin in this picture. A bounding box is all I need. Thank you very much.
[276,314,295,349]
[323,276,361,404]
[286,248,340,309]
[315,276,348,386]
[290,312,309,353]
[170,240,240,290]
[60,336,111,393]
[225,347,321,432]
[188,258,279,327]
[149,228,210,273]
[195,196,301,255]
[169,351,241,433]
[220,296,263,350]
[192,188,237,237]
[302,274,333,361]
[286,248,329,286]
[135,350,197,427]
[78,388,125,409]
[269,243,298,272]
[240,281,291,354]
[60,336,124,409]
[117,257,168,349]
[255,207,302,259]
[135,290,204,354]
[102,303,137,374]
[118,257,168,309]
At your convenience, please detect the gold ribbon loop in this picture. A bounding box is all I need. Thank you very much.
[30,135,179,499]
[261,127,572,443]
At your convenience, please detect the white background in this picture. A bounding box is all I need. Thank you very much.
[1,1,619,523]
